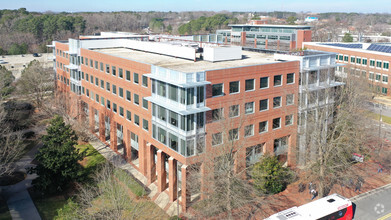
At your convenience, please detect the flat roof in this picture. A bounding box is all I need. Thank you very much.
[92,47,278,73]
[304,42,391,57]
[229,24,311,29]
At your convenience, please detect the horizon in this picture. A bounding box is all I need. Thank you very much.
[1,0,390,14]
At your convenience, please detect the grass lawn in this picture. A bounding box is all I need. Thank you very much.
[367,112,391,124]
[28,189,69,220]
[114,168,146,197]
[0,197,11,220]
[76,144,106,169]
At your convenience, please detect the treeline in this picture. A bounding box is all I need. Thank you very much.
[178,14,239,35]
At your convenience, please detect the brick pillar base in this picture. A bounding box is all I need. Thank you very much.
[125,129,131,162]
[110,120,117,151]
[146,144,156,184]
[99,113,105,142]
[157,150,167,192]
[89,106,94,133]
[181,165,190,212]
[169,157,177,202]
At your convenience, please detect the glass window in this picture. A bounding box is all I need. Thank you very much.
[119,68,123,78]
[158,127,167,144]
[362,58,368,65]
[212,132,222,146]
[106,82,110,92]
[95,77,99,86]
[95,94,99,103]
[186,114,194,131]
[134,114,140,126]
[126,70,131,81]
[179,88,186,104]
[245,79,255,91]
[158,106,167,121]
[106,64,110,73]
[244,124,254,137]
[95,61,98,69]
[260,99,268,111]
[229,105,239,118]
[119,106,124,117]
[273,96,281,108]
[119,87,123,98]
[168,84,178,101]
[259,121,268,133]
[112,66,116,76]
[90,59,93,67]
[126,110,131,121]
[142,98,148,109]
[134,73,139,84]
[100,62,103,71]
[286,94,294,105]
[100,80,104,89]
[383,75,389,83]
[187,88,194,105]
[245,102,254,114]
[229,128,239,141]
[197,86,204,103]
[157,81,166,97]
[285,114,293,126]
[143,119,149,131]
[377,61,382,68]
[382,87,388,95]
[229,81,240,94]
[112,85,117,94]
[101,97,104,105]
[169,111,178,127]
[272,118,281,129]
[274,75,282,86]
[142,75,148,87]
[134,93,139,105]
[212,108,223,121]
[113,103,117,113]
[384,62,389,70]
[212,83,224,96]
[287,73,294,84]
[169,133,178,151]
[260,77,269,89]
[126,90,131,101]
[376,74,381,81]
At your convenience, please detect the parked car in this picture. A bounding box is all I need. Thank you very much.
[33,53,40,57]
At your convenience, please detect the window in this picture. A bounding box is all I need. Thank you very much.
[126,70,131,81]
[362,58,368,65]
[143,119,149,131]
[273,96,281,108]
[107,100,111,109]
[274,136,288,155]
[90,59,93,67]
[106,64,110,73]
[384,62,389,70]
[101,97,105,106]
[229,128,239,141]
[157,81,166,97]
[350,56,355,63]
[169,111,178,127]
[382,87,388,95]
[197,86,205,103]
[338,55,343,61]
[112,85,117,94]
[134,94,139,105]
[95,61,98,69]
[100,80,104,89]
[158,127,166,144]
[119,68,123,78]
[369,72,375,80]
[344,55,348,62]
[377,61,382,68]
[95,77,99,86]
[285,114,293,126]
[168,84,178,101]
[158,106,167,121]
[100,62,103,71]
[95,94,99,103]
[112,66,116,76]
[287,73,294,84]
[244,124,254,137]
[259,121,268,133]
[119,87,123,98]
[134,114,140,126]
[260,77,269,89]
[212,108,223,121]
[187,88,194,105]
[134,73,139,84]
[126,90,131,101]
[272,118,281,129]
[212,133,222,146]
[142,98,148,109]
[90,75,93,84]
[106,82,110,92]
[142,75,148,87]
[212,83,224,96]
[245,102,254,114]
[286,94,294,105]
[126,110,131,121]
[370,59,375,67]
[113,103,117,113]
[245,79,255,91]
[383,75,389,83]
[259,99,268,111]
[274,75,282,86]
[356,57,361,64]
[86,73,89,82]
[229,105,239,118]
[376,74,381,81]
[119,106,124,117]
[169,133,178,151]
[229,81,240,94]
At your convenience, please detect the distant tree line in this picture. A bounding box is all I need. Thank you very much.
[178,14,239,35]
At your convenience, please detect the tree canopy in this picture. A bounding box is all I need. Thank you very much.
[178,14,239,35]
[342,32,354,42]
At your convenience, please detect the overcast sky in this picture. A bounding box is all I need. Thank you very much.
[2,0,391,13]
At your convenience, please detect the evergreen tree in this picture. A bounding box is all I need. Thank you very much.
[251,155,293,194]
[342,33,354,42]
[29,116,85,194]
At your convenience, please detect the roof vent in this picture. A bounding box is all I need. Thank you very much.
[327,199,335,203]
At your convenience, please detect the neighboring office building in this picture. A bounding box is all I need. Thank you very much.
[304,42,391,96]
[50,33,300,212]
[194,23,312,52]
[275,51,344,165]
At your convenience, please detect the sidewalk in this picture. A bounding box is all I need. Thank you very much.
[1,143,42,220]
[88,137,181,216]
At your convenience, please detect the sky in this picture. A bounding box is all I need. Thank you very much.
[1,0,391,13]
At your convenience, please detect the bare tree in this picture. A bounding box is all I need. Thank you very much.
[17,60,54,109]
[303,75,374,197]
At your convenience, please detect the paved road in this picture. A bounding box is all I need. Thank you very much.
[352,183,391,220]
[366,101,391,118]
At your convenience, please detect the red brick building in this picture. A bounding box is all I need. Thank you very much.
[304,42,391,96]
[52,34,299,211]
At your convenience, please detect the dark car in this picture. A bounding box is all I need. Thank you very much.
[33,53,40,57]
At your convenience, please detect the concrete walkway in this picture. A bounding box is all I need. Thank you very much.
[89,137,181,216]
[1,143,42,220]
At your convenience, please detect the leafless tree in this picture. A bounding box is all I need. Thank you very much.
[17,60,54,109]
[303,75,375,197]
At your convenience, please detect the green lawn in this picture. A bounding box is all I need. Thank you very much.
[367,112,391,124]
[114,168,146,197]
[76,144,106,176]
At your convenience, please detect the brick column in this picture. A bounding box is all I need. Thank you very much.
[168,157,177,202]
[234,148,246,178]
[181,165,190,212]
[287,134,297,167]
[139,139,147,175]
[200,162,211,200]
[146,144,156,184]
[99,112,105,142]
[110,120,117,151]
[157,150,167,192]
[124,128,131,162]
[277,40,280,51]
[89,106,94,133]
[264,139,274,155]
[254,38,257,48]
[265,39,268,50]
